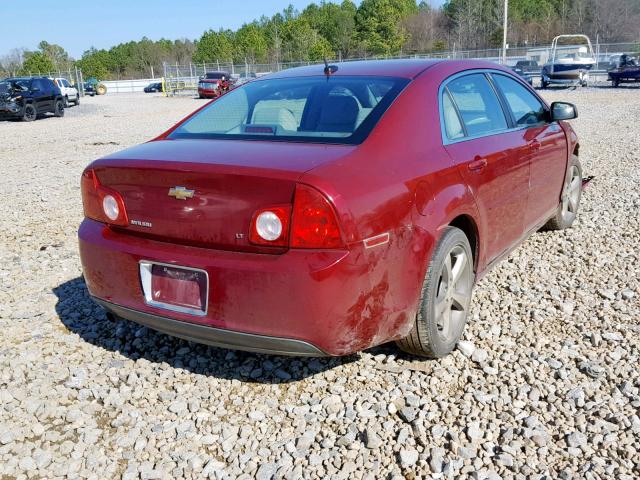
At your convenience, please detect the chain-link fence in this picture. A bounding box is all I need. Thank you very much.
[161,42,638,96]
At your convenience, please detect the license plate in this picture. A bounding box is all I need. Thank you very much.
[139,261,208,316]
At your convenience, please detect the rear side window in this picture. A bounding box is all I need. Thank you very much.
[492,74,546,126]
[445,73,507,137]
[442,91,464,140]
[32,79,45,92]
[169,76,409,144]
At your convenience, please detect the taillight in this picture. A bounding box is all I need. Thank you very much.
[81,169,129,226]
[249,206,291,246]
[248,184,344,249]
[290,184,343,249]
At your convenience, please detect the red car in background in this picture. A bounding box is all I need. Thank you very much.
[79,60,584,358]
[197,71,232,99]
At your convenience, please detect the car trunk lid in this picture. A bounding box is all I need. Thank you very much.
[91,139,353,252]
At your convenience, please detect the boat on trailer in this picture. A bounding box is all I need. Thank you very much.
[608,54,640,87]
[541,35,596,88]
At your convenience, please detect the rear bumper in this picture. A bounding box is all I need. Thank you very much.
[95,297,327,356]
[78,218,391,356]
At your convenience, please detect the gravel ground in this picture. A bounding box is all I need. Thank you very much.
[0,88,639,480]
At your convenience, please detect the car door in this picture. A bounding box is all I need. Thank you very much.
[30,79,47,113]
[45,79,57,110]
[490,73,567,230]
[441,72,530,263]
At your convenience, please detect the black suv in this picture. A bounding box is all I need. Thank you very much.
[0,77,65,121]
[514,60,539,72]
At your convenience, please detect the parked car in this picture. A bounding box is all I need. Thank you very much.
[607,53,640,87]
[52,77,79,106]
[198,71,232,99]
[234,72,258,87]
[0,76,65,121]
[79,60,583,358]
[510,66,533,85]
[144,82,163,93]
[515,59,539,72]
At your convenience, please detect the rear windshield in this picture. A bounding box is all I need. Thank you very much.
[169,75,409,144]
[204,73,227,80]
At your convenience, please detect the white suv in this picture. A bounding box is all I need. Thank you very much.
[52,78,79,107]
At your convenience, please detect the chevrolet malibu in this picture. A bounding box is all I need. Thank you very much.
[79,60,584,358]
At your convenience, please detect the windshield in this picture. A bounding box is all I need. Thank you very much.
[169,75,408,144]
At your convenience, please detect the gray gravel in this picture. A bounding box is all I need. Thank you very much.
[1,88,639,479]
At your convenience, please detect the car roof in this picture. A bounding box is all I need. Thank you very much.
[262,59,519,80]
[265,59,445,79]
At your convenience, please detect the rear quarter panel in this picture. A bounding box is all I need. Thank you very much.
[300,65,483,348]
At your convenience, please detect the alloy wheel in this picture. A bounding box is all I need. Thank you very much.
[24,105,36,121]
[561,165,581,222]
[434,245,473,342]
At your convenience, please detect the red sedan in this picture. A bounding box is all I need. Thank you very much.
[79,60,584,357]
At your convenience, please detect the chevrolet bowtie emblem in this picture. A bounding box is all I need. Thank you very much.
[168,186,195,200]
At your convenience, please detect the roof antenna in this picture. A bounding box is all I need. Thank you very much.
[323,58,338,76]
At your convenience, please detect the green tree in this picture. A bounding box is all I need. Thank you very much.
[235,23,268,64]
[309,35,334,61]
[76,48,111,79]
[193,29,235,64]
[302,1,357,57]
[19,52,55,75]
[279,16,332,62]
[356,0,418,55]
[38,41,72,71]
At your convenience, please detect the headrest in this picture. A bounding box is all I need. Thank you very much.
[317,95,359,133]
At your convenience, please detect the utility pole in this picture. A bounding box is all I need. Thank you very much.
[502,0,508,64]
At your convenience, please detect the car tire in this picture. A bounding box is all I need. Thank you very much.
[396,227,475,358]
[544,155,582,230]
[54,99,65,117]
[64,95,69,107]
[22,104,37,122]
[74,95,80,106]
[612,78,620,88]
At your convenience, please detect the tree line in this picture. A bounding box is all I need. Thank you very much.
[1,0,639,80]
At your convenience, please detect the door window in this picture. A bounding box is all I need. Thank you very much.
[492,74,547,126]
[32,79,44,92]
[445,73,508,137]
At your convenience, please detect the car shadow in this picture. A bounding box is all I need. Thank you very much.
[0,114,63,123]
[593,84,640,89]
[53,276,358,383]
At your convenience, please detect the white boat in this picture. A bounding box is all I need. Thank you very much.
[541,35,596,88]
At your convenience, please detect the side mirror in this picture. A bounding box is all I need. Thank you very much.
[550,101,578,121]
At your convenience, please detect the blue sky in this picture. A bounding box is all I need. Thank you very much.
[1,0,444,59]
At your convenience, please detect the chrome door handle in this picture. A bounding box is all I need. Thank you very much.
[468,158,487,172]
